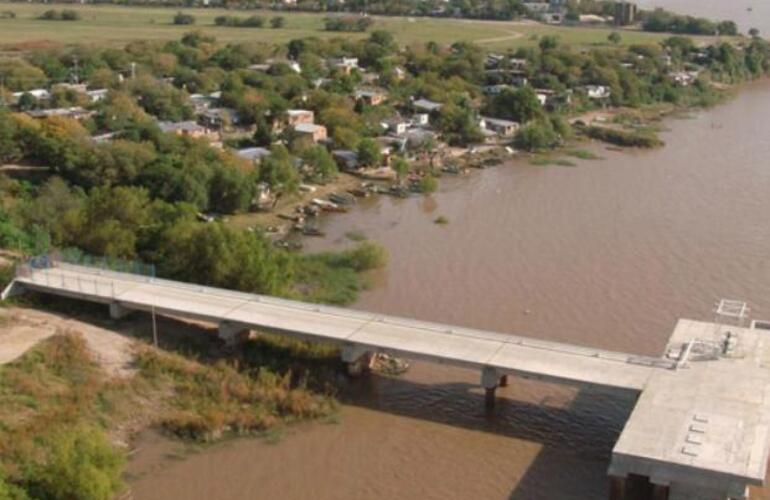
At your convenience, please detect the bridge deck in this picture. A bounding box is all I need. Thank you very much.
[8,264,671,391]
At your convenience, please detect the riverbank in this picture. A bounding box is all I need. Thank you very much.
[0,301,341,499]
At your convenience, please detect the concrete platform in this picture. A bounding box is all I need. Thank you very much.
[610,320,770,499]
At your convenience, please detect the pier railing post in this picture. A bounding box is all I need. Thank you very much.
[481,366,499,409]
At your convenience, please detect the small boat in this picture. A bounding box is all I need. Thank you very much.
[387,185,409,198]
[302,226,326,237]
[311,198,347,213]
[278,213,303,222]
[329,193,355,205]
[347,188,371,198]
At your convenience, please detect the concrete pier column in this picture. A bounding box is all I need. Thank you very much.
[608,475,626,500]
[341,345,373,377]
[481,366,499,409]
[651,483,670,500]
[217,321,251,346]
[109,302,132,320]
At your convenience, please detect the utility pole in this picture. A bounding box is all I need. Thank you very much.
[72,55,80,84]
[151,305,159,347]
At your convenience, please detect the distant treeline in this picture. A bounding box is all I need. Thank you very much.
[640,8,738,36]
[4,0,746,34]
[324,15,374,32]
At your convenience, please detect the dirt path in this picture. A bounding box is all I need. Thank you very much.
[474,30,525,45]
[0,307,136,377]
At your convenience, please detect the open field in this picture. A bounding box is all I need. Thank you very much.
[0,3,715,50]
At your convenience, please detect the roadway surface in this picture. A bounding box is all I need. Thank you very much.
[6,263,674,391]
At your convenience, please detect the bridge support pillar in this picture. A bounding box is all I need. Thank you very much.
[109,302,132,320]
[651,482,670,500]
[608,475,626,500]
[481,366,499,409]
[218,321,251,346]
[342,345,374,377]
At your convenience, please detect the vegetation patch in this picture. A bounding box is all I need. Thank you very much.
[582,125,664,148]
[566,149,603,160]
[292,242,387,304]
[0,330,338,498]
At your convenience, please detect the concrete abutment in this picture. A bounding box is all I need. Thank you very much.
[217,321,252,346]
[108,302,133,320]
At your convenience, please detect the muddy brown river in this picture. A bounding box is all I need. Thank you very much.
[127,81,770,499]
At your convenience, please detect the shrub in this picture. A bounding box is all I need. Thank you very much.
[214,15,264,28]
[583,126,664,148]
[173,12,196,25]
[324,16,374,32]
[418,174,438,193]
[30,424,125,500]
[270,16,285,29]
[38,9,80,21]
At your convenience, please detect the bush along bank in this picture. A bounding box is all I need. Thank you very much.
[0,331,339,500]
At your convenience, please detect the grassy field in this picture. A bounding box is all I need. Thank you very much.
[0,2,709,50]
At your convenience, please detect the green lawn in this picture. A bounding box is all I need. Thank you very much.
[0,2,711,50]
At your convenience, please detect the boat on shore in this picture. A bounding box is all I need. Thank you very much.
[311,198,348,213]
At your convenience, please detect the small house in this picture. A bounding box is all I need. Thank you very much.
[584,85,611,100]
[382,117,410,136]
[286,109,315,127]
[158,120,215,140]
[412,98,442,113]
[199,108,242,131]
[27,107,93,121]
[355,89,387,106]
[411,113,430,127]
[86,89,109,103]
[236,147,272,164]
[293,123,327,143]
[328,57,359,75]
[480,116,520,137]
[12,89,50,102]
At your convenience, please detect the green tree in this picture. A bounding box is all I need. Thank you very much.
[608,32,622,45]
[33,425,124,500]
[302,146,338,182]
[513,119,560,151]
[0,110,21,164]
[259,145,299,194]
[391,156,410,181]
[270,16,285,29]
[157,221,294,295]
[173,12,196,25]
[487,86,543,123]
[356,138,382,167]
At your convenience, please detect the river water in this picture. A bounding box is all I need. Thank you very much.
[127,85,770,500]
[636,0,770,35]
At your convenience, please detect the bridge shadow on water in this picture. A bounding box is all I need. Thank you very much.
[339,370,638,500]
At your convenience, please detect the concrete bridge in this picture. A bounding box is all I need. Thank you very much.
[4,260,770,500]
